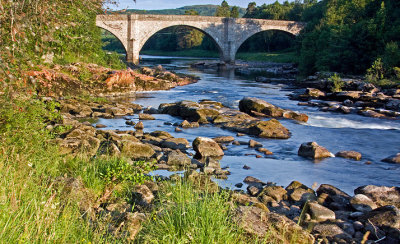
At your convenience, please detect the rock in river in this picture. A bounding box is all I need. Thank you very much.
[192,137,224,158]
[298,142,334,159]
[382,153,400,164]
[335,151,362,161]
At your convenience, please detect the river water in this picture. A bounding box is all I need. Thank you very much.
[96,56,400,194]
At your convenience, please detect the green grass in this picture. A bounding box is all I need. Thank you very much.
[135,179,247,244]
[0,95,149,242]
[140,49,298,63]
[236,51,298,63]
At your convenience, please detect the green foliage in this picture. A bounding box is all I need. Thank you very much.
[0,96,109,242]
[231,6,240,18]
[236,50,298,63]
[126,5,246,17]
[328,73,344,92]
[215,1,231,17]
[394,67,400,80]
[298,0,400,76]
[98,158,155,186]
[136,180,246,243]
[0,0,125,86]
[243,0,316,21]
[366,58,385,83]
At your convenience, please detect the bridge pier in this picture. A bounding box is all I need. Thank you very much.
[127,52,140,65]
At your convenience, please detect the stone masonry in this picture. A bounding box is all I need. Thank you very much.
[96,14,304,64]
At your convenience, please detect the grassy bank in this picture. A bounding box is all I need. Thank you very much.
[236,51,298,63]
[0,95,149,242]
[140,49,297,63]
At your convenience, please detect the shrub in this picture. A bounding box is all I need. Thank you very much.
[328,73,344,92]
[98,158,155,186]
[366,58,385,83]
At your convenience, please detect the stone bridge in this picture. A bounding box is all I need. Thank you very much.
[96,14,304,64]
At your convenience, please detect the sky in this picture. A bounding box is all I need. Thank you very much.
[108,0,289,10]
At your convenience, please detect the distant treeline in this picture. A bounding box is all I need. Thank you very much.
[125,4,246,17]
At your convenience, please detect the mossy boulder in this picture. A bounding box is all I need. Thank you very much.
[249,119,291,139]
[193,137,224,158]
[121,141,155,160]
[239,97,284,117]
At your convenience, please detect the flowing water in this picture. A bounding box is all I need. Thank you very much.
[96,55,400,194]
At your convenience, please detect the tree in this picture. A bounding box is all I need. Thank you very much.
[215,1,231,17]
[244,2,257,18]
[230,6,240,18]
[184,9,199,16]
[177,9,204,49]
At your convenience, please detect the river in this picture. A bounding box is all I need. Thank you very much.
[96,55,400,194]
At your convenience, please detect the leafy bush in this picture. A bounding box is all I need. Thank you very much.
[98,158,155,186]
[328,73,344,92]
[366,58,385,83]
[394,67,400,80]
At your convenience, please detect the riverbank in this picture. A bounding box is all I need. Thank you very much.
[1,60,400,243]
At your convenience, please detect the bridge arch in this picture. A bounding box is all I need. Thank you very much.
[234,29,297,59]
[99,28,128,55]
[137,25,224,60]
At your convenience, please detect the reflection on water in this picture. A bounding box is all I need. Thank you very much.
[100,56,400,193]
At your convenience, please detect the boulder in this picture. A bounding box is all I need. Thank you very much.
[239,97,285,117]
[354,185,400,208]
[133,184,154,205]
[306,88,326,98]
[139,113,155,120]
[382,153,400,164]
[212,136,235,143]
[256,147,273,155]
[312,223,351,241]
[335,151,362,160]
[258,186,287,202]
[248,119,291,139]
[285,181,316,203]
[350,194,377,212]
[282,110,309,122]
[234,206,314,243]
[121,141,155,160]
[163,150,191,166]
[298,142,334,159]
[317,184,351,210]
[249,139,263,148]
[307,201,336,222]
[97,141,121,156]
[134,121,144,130]
[192,137,224,158]
[125,212,146,241]
[160,138,190,150]
[359,205,400,239]
[150,130,173,139]
[243,176,266,186]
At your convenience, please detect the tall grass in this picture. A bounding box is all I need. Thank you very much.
[136,179,245,244]
[0,96,111,242]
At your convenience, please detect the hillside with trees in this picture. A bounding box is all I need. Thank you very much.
[126,4,246,17]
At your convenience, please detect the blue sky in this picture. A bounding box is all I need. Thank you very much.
[108,1,290,10]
